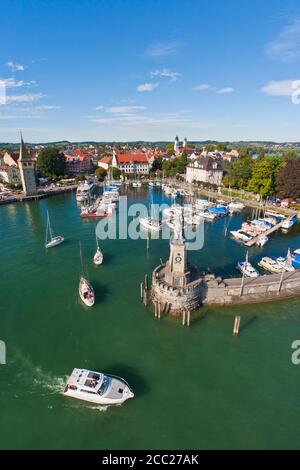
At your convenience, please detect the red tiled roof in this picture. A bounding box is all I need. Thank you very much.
[115,151,150,164]
[100,156,112,164]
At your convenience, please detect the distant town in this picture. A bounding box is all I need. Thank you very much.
[1,135,300,207]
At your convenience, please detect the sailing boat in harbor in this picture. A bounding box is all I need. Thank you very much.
[93,235,103,265]
[45,210,64,249]
[79,242,95,307]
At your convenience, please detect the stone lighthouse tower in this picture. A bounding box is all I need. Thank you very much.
[18,133,37,196]
[151,211,202,316]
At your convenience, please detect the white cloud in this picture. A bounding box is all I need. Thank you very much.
[104,106,146,113]
[1,78,37,89]
[266,18,300,62]
[150,69,181,82]
[137,82,159,92]
[6,93,45,103]
[192,84,211,91]
[34,105,60,110]
[216,87,235,94]
[145,41,182,58]
[88,111,214,130]
[7,61,25,71]
[261,80,297,96]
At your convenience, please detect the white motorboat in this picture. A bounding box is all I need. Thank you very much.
[236,252,259,278]
[256,235,269,247]
[45,210,64,249]
[230,230,253,243]
[139,216,163,232]
[197,210,216,221]
[76,179,97,202]
[63,368,134,405]
[258,257,285,274]
[282,217,297,232]
[93,236,103,265]
[228,201,245,212]
[276,249,295,272]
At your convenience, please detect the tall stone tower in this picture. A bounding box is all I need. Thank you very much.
[174,135,179,155]
[18,133,37,196]
[151,210,202,316]
[164,213,190,287]
[183,137,187,148]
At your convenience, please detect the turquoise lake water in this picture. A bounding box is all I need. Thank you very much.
[1,187,300,450]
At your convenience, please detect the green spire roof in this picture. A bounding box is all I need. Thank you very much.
[19,132,31,161]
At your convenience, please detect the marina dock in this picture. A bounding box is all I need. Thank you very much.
[244,220,284,246]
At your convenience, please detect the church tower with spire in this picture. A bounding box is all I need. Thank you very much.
[174,135,179,155]
[18,133,37,196]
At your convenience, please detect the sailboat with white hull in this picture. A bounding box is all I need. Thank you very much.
[79,242,95,307]
[93,236,103,265]
[45,210,64,249]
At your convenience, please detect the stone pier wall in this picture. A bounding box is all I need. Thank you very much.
[201,270,300,306]
[151,266,300,313]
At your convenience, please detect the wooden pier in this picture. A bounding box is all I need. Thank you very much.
[244,220,284,247]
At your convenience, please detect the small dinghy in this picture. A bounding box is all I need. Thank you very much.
[45,210,64,249]
[63,368,134,405]
[93,236,103,265]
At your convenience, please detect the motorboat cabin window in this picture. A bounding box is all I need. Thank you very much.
[98,375,111,395]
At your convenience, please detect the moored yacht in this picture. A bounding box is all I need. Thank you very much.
[76,179,97,202]
[236,252,259,278]
[258,257,285,274]
[63,368,134,405]
[230,230,253,243]
[45,211,64,249]
[93,236,103,265]
[139,216,163,232]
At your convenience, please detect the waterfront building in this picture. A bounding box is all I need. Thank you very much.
[111,149,154,174]
[0,151,21,186]
[64,148,93,174]
[185,155,223,185]
[98,156,112,170]
[18,135,37,195]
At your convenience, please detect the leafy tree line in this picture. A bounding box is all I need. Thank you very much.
[224,152,300,198]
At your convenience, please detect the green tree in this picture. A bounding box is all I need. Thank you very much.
[165,143,174,156]
[112,167,122,179]
[284,149,300,160]
[162,155,188,177]
[151,156,163,173]
[216,143,226,151]
[227,156,254,189]
[37,147,66,178]
[247,155,284,196]
[95,167,107,181]
[276,157,300,199]
[205,144,216,152]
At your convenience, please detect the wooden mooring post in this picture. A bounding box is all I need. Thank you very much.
[140,282,144,302]
[233,316,241,336]
[144,274,148,290]
[278,269,285,293]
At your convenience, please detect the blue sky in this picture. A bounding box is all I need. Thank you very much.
[1,0,300,142]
